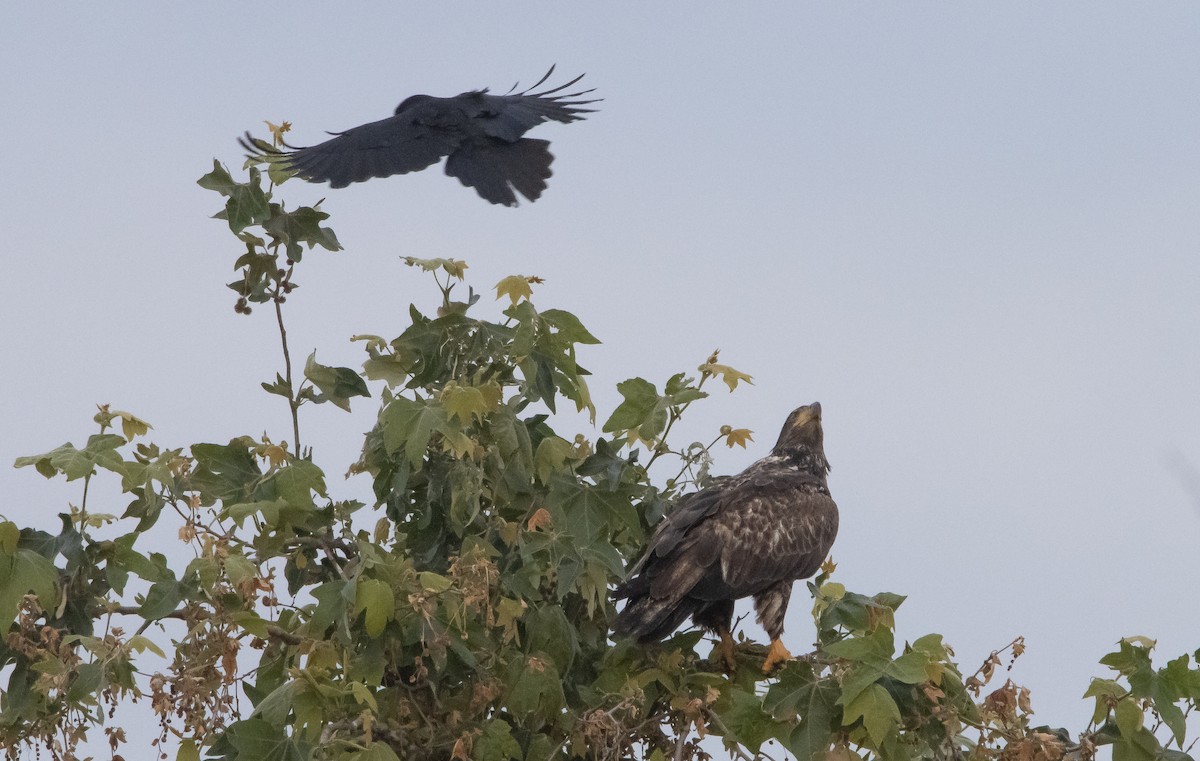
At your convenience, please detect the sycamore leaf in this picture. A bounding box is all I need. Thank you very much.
[304,352,370,412]
[725,428,754,448]
[504,653,564,720]
[440,382,493,424]
[700,361,754,391]
[355,578,395,638]
[14,434,126,482]
[112,409,153,441]
[0,522,18,554]
[264,120,292,146]
[842,683,900,747]
[379,395,445,471]
[717,689,787,752]
[602,377,668,440]
[474,720,521,761]
[0,548,60,624]
[495,275,535,305]
[403,256,468,279]
[177,739,200,761]
[534,436,575,484]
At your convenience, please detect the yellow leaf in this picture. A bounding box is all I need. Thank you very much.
[402,256,469,279]
[494,275,536,305]
[440,382,490,424]
[821,581,846,600]
[495,597,527,643]
[441,259,469,279]
[724,428,754,448]
[260,443,287,468]
[1121,635,1156,650]
[113,409,153,441]
[699,362,754,392]
[373,517,391,544]
[439,430,477,460]
[264,120,292,147]
[349,681,379,711]
[478,380,503,411]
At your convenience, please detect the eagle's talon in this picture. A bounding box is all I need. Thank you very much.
[718,628,738,673]
[762,638,793,674]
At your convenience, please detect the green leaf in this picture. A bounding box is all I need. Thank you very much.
[887,650,931,684]
[0,522,18,554]
[177,739,200,761]
[1113,726,1160,761]
[222,168,272,234]
[417,572,452,593]
[191,440,262,505]
[66,661,104,702]
[0,548,60,624]
[842,683,900,747]
[602,377,668,440]
[764,662,840,723]
[224,718,311,761]
[141,578,184,620]
[250,682,295,725]
[1102,640,1154,677]
[14,434,126,481]
[534,436,575,484]
[504,653,564,722]
[223,553,257,587]
[475,719,522,761]
[355,578,395,638]
[380,395,445,471]
[263,204,342,261]
[717,689,787,753]
[540,308,601,345]
[197,160,237,195]
[304,352,370,412]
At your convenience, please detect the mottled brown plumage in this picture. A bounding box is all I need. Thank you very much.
[613,403,839,672]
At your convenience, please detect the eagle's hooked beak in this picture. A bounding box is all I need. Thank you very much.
[791,402,821,429]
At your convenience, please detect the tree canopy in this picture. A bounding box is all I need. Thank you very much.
[2,160,1197,761]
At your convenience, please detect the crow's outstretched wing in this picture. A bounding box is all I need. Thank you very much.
[241,112,461,189]
[239,68,598,203]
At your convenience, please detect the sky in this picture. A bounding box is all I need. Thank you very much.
[3,2,1200,755]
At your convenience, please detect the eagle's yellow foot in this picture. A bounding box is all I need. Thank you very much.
[762,638,793,674]
[718,628,737,672]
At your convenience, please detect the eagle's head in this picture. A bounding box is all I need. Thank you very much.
[772,402,829,472]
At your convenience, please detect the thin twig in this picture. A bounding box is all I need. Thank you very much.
[274,278,301,454]
[673,723,690,761]
[645,372,711,471]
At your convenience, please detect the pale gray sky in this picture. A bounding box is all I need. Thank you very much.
[3,2,1199,752]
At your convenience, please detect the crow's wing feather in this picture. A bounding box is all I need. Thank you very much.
[267,112,463,189]
[444,138,553,207]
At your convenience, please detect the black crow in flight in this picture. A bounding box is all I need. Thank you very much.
[240,67,598,206]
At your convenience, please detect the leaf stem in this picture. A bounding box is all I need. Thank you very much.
[645,372,711,472]
[273,262,301,453]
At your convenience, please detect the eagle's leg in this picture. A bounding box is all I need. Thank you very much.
[695,599,737,672]
[718,628,737,672]
[762,638,793,673]
[754,580,795,674]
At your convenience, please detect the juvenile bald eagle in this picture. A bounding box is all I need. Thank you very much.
[613,403,839,673]
[238,67,597,206]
